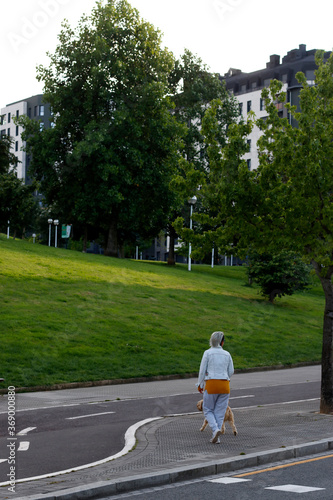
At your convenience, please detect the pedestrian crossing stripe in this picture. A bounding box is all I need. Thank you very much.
[209,478,251,484]
[265,484,325,493]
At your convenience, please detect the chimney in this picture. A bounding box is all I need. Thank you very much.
[266,54,280,69]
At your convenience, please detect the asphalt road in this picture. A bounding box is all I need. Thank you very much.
[0,370,321,483]
[101,452,333,499]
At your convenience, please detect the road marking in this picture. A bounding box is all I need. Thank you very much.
[266,484,325,493]
[66,411,115,420]
[0,417,162,487]
[234,398,320,410]
[209,478,251,484]
[17,427,36,436]
[235,454,333,477]
[17,442,30,451]
[230,395,254,400]
[0,459,7,464]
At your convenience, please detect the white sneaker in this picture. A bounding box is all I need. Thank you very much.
[211,430,222,443]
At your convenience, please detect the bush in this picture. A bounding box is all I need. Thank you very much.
[247,250,312,302]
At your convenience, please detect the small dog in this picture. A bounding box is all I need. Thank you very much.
[197,399,238,436]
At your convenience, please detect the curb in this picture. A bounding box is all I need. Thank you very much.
[13,438,333,500]
[0,362,320,394]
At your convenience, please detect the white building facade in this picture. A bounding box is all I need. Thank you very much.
[223,44,330,171]
[1,94,51,183]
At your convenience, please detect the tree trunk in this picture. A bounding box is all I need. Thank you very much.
[83,226,88,253]
[104,219,118,257]
[167,224,176,266]
[313,261,333,414]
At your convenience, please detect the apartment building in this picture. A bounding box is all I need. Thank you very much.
[0,94,52,182]
[223,44,331,170]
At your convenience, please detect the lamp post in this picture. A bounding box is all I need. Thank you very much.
[54,220,59,248]
[48,219,53,246]
[188,195,197,271]
[7,220,10,239]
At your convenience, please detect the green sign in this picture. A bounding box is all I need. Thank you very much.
[61,225,72,238]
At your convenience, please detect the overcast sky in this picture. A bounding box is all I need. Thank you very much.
[1,0,332,107]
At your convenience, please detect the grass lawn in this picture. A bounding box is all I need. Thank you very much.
[0,234,324,389]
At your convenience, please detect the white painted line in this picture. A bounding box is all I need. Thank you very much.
[0,459,7,464]
[0,416,162,487]
[66,411,115,420]
[209,478,252,484]
[0,403,82,415]
[230,395,255,400]
[266,484,325,493]
[17,442,30,451]
[17,427,36,436]
[234,398,320,410]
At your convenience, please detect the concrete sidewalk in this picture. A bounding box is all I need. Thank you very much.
[2,366,333,500]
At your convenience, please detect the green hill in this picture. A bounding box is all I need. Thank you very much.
[0,234,323,389]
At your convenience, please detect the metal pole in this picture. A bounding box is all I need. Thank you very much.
[7,221,10,239]
[211,247,214,268]
[48,219,53,246]
[188,204,193,271]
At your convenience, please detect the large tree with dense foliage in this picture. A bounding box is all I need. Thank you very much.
[177,50,333,413]
[19,0,184,256]
[169,51,239,263]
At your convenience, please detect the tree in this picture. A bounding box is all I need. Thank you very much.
[182,50,333,414]
[19,0,184,256]
[0,135,39,237]
[247,250,312,303]
[169,52,239,263]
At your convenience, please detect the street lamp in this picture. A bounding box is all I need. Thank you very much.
[54,220,59,248]
[48,219,53,246]
[7,220,10,239]
[188,195,197,271]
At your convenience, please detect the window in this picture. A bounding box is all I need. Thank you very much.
[34,106,37,117]
[247,159,251,170]
[264,78,271,87]
[240,84,247,92]
[7,128,10,136]
[40,122,44,131]
[247,139,251,152]
[239,102,243,116]
[0,116,4,126]
[16,125,19,136]
[260,98,265,111]
[16,110,19,118]
[15,141,18,152]
[28,108,31,118]
[8,112,11,124]
[39,105,45,116]
[247,100,252,113]
[281,74,288,83]
[306,70,315,85]
[251,81,257,89]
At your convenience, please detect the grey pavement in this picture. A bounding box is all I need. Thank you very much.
[1,365,333,500]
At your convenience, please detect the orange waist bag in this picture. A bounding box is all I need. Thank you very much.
[205,379,230,394]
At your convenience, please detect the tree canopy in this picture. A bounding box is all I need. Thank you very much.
[19,0,184,255]
[165,50,239,264]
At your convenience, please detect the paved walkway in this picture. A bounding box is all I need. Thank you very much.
[1,366,332,500]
